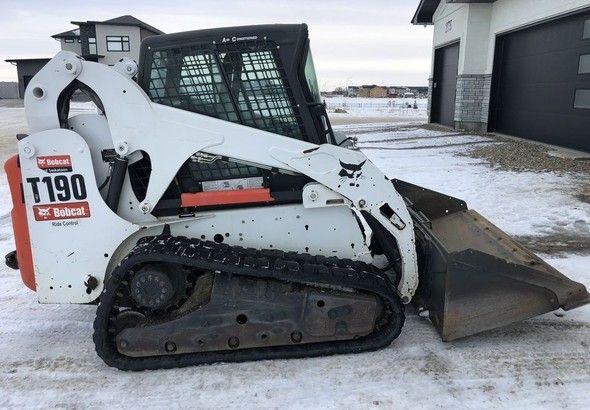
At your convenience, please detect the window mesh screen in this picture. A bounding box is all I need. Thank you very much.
[128,152,152,202]
[147,40,305,139]
[149,48,238,122]
[218,41,305,139]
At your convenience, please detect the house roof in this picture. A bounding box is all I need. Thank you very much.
[71,15,164,34]
[412,0,442,25]
[5,58,52,64]
[51,28,80,39]
[412,0,496,24]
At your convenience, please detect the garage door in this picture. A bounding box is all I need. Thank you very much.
[490,11,590,152]
[431,42,459,127]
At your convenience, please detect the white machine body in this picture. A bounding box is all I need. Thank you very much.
[16,52,419,304]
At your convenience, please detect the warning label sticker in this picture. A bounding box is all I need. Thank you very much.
[201,177,264,192]
[33,201,91,221]
[37,155,72,173]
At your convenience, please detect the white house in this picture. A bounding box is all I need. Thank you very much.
[413,0,590,152]
[53,15,163,66]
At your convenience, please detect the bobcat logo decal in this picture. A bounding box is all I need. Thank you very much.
[36,207,51,219]
[339,160,366,187]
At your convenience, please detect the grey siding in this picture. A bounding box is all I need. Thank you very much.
[95,24,141,64]
[0,82,19,99]
[59,38,82,54]
[140,28,159,41]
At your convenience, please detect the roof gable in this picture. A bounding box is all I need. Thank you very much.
[51,28,80,39]
[71,15,164,34]
[101,15,163,34]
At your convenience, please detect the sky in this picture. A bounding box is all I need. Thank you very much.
[0,0,433,90]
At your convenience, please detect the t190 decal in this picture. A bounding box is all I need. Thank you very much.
[26,174,87,204]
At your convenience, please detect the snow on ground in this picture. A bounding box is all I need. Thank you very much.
[0,106,26,165]
[0,105,589,408]
[352,125,590,240]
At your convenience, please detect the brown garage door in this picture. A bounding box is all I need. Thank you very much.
[489,11,590,152]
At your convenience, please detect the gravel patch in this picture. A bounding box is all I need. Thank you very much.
[463,135,590,175]
[515,233,590,256]
[458,132,590,255]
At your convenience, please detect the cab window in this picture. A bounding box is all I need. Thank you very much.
[303,50,321,103]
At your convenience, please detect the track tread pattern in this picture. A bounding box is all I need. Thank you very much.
[93,235,405,370]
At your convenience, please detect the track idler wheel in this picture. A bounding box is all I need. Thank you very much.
[129,264,187,310]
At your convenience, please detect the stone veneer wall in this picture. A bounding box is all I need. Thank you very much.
[453,74,492,132]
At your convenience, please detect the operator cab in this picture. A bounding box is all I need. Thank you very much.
[138,24,335,145]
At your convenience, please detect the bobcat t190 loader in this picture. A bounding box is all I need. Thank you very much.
[5,24,589,370]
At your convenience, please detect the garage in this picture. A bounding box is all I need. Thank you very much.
[431,42,459,127]
[489,10,590,151]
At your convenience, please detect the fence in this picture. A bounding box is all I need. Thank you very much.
[325,97,428,117]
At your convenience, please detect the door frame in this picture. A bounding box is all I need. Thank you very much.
[430,40,460,126]
[487,36,504,133]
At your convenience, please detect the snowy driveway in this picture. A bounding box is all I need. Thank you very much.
[0,109,589,409]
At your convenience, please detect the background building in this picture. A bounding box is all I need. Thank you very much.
[358,85,388,98]
[4,58,51,99]
[347,85,359,97]
[5,15,163,98]
[413,0,590,152]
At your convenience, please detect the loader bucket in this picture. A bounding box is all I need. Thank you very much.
[392,179,590,341]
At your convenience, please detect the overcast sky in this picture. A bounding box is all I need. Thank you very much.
[0,0,433,90]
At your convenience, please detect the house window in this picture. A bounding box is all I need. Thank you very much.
[579,55,590,74]
[106,36,130,52]
[574,89,590,109]
[88,37,97,54]
[64,38,74,43]
[584,20,590,39]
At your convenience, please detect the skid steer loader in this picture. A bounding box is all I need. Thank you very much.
[4,24,589,370]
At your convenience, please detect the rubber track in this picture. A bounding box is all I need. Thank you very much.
[93,235,405,370]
